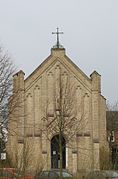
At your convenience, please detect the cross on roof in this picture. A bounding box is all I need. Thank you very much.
[52,28,63,48]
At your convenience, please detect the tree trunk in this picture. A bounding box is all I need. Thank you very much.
[59,129,63,179]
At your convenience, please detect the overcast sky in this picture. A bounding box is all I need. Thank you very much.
[0,0,118,104]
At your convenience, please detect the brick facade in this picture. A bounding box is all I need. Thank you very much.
[7,47,108,173]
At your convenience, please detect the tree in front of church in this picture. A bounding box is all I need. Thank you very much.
[42,74,87,179]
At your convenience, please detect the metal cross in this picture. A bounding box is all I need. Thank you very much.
[52,27,63,48]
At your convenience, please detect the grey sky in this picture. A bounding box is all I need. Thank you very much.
[0,0,118,104]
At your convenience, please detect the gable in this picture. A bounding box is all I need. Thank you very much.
[25,48,91,92]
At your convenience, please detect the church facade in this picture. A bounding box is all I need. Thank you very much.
[7,46,108,173]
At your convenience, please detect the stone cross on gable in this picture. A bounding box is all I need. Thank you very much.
[52,27,63,48]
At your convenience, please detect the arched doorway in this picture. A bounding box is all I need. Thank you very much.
[51,134,66,169]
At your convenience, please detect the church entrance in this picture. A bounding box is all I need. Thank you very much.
[51,134,66,169]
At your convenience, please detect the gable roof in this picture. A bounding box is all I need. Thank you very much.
[24,48,92,90]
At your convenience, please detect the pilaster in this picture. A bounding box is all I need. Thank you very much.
[90,71,101,170]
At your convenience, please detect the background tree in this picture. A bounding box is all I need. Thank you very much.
[106,102,118,169]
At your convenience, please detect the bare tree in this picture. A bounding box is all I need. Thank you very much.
[0,46,15,125]
[0,46,25,153]
[106,102,118,169]
[107,102,118,133]
[6,138,41,177]
[42,74,87,178]
[15,140,35,174]
[99,146,111,170]
[0,46,16,162]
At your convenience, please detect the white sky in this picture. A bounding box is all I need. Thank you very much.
[0,0,118,104]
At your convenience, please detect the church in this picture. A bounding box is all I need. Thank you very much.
[7,29,108,173]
